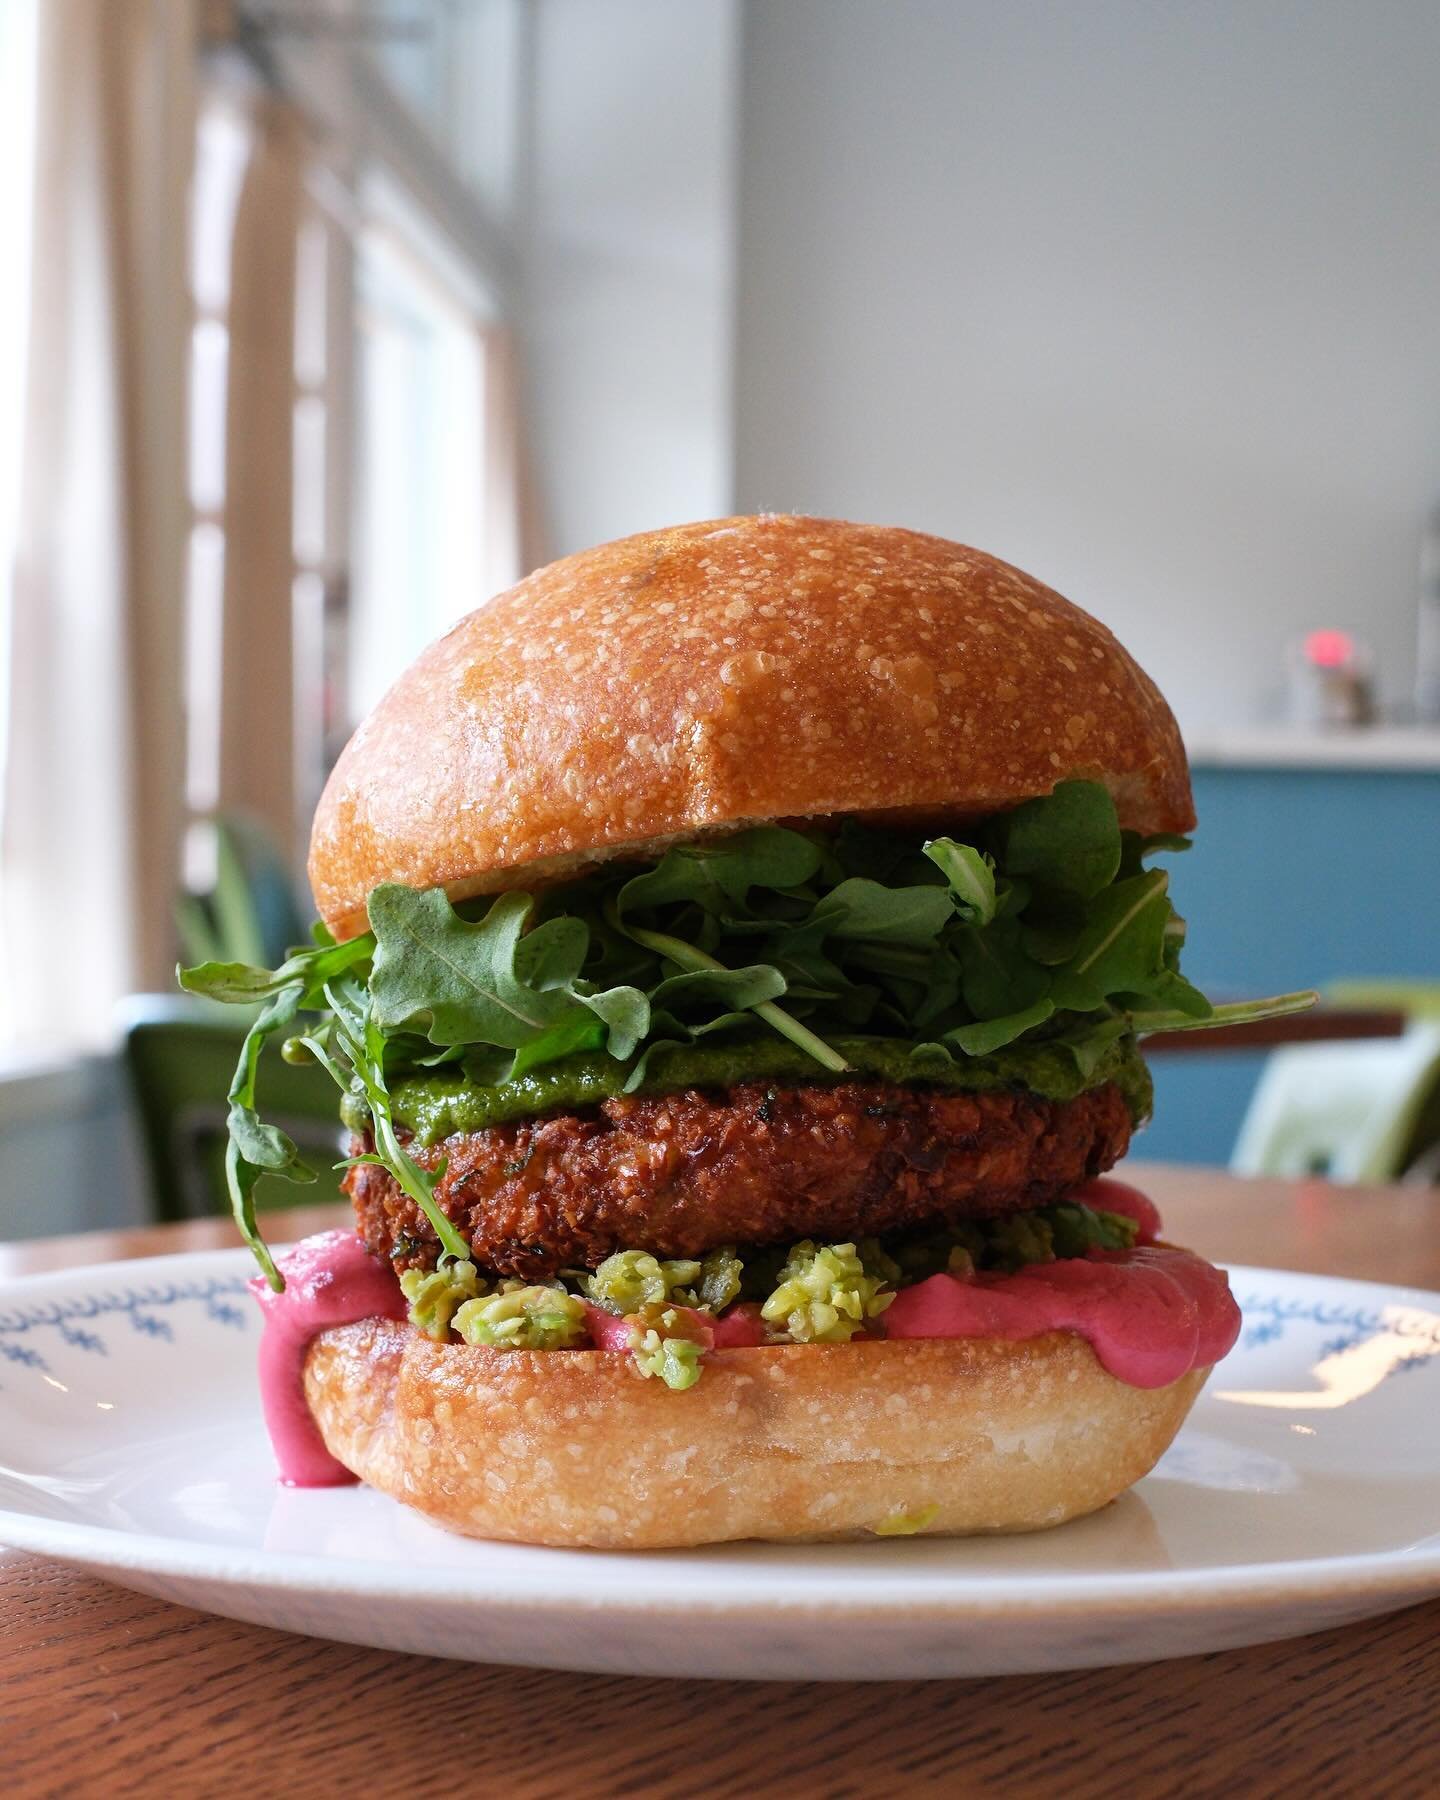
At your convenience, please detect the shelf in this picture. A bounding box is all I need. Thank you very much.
[1184,729,1440,771]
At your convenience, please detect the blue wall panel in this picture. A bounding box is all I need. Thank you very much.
[1136,766,1440,1165]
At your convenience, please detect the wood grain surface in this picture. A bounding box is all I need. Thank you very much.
[2,1163,1438,1799]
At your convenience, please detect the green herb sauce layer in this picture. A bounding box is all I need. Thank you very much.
[385,1031,1154,1145]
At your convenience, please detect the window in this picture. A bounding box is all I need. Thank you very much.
[179,79,518,888]
[0,2,525,1049]
[366,0,523,225]
[0,0,38,810]
[0,0,37,1051]
[182,97,254,892]
[291,199,354,825]
[183,16,524,864]
[349,185,497,719]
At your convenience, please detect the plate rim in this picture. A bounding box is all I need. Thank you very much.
[2,1248,1438,1622]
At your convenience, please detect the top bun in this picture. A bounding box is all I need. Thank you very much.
[310,516,1193,940]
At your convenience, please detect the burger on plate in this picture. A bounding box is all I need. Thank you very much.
[182,515,1308,1549]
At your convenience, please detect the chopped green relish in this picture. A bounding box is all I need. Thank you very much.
[399,1200,1140,1388]
[760,1241,896,1343]
[400,1261,586,1349]
[385,1031,1153,1146]
[399,1259,486,1339]
[585,1248,743,1316]
[880,1201,1138,1283]
[452,1285,586,1350]
[631,1316,705,1390]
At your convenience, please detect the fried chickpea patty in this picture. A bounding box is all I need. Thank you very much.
[346,1079,1134,1280]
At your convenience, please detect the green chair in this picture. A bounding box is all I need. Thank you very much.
[120,997,349,1222]
[1231,1017,1440,1184]
[131,809,339,1220]
[1325,979,1440,1020]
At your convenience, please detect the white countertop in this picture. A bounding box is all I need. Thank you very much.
[1185,728,1440,771]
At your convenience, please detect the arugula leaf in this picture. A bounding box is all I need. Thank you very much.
[923,840,998,926]
[1045,1012,1136,1079]
[223,984,316,1290]
[569,980,650,1057]
[809,877,956,944]
[1048,871,1205,1014]
[608,904,851,1073]
[1001,780,1122,900]
[226,1102,313,1177]
[908,949,964,1031]
[1118,829,1194,878]
[956,916,1051,1019]
[370,888,572,1046]
[1019,906,1087,966]
[178,933,371,1006]
[757,917,853,996]
[650,965,789,1013]
[620,1010,761,1092]
[945,998,1056,1055]
[505,1013,608,1080]
[367,885,650,1072]
[1126,991,1318,1034]
[512,912,589,989]
[322,974,471,1264]
[617,827,822,917]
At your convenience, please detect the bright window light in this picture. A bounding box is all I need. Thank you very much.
[188,319,230,514]
[292,394,328,565]
[0,0,38,826]
[183,523,226,819]
[349,214,489,720]
[191,104,252,315]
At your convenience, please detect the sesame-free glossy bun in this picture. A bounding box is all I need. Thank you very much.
[303,1319,1208,1549]
[309,516,1194,940]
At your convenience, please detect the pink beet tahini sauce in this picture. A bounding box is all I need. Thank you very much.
[582,1299,766,1353]
[882,1245,1240,1387]
[249,1230,406,1486]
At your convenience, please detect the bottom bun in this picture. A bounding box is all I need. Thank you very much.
[304,1320,1208,1549]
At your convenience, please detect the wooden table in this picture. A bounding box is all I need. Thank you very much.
[2,1165,1437,1798]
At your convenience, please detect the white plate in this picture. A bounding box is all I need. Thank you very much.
[1,1250,1438,1680]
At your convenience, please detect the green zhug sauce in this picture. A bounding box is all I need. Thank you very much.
[383,1032,1153,1146]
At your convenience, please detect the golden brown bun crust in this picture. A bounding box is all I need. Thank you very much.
[309,516,1194,938]
[304,1319,1208,1548]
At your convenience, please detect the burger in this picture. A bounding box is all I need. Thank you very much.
[182,515,1308,1549]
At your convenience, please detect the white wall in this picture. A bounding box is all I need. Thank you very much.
[521,0,740,560]
[735,0,1440,731]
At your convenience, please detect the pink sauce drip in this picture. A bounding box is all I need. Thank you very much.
[882,1245,1241,1388]
[1072,1176,1163,1243]
[248,1230,407,1486]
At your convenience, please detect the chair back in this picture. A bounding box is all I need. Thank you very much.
[1232,1024,1440,1183]
[120,997,348,1221]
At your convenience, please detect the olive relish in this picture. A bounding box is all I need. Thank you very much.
[399,1197,1141,1390]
